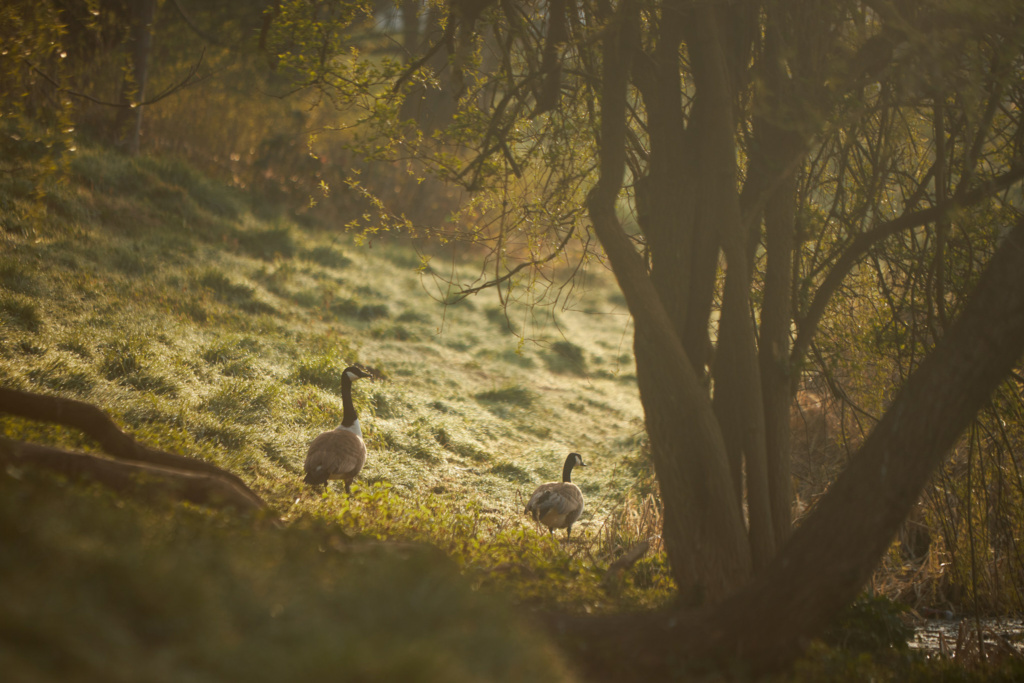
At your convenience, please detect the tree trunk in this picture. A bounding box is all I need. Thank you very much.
[114,0,158,154]
[751,120,804,546]
[561,216,1024,679]
[684,5,776,568]
[589,4,751,603]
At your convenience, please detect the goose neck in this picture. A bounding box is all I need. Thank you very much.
[562,458,575,483]
[340,374,358,428]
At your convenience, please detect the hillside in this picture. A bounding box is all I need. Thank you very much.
[1,148,651,519]
[0,149,671,679]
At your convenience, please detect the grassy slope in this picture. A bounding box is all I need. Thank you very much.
[0,149,667,680]
[1,149,650,516]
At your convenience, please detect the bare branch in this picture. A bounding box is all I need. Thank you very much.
[442,225,576,302]
[27,48,207,108]
[792,162,1024,369]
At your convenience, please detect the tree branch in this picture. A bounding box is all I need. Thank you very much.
[0,437,274,521]
[559,215,1024,679]
[791,162,1024,368]
[0,387,266,511]
[441,224,575,302]
[27,49,206,108]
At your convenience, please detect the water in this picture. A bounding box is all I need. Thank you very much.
[910,617,1024,657]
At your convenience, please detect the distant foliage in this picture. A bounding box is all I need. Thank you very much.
[0,1,77,183]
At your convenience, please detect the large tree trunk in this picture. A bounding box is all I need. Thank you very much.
[573,1,1024,674]
[589,4,751,603]
[560,216,1024,680]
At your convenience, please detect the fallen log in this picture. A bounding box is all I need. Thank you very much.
[0,437,276,521]
[0,387,276,522]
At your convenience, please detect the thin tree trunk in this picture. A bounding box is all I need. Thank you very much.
[686,6,775,567]
[115,0,158,154]
[753,120,804,546]
[759,165,798,545]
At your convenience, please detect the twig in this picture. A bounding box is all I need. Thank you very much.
[600,539,650,591]
[27,48,207,108]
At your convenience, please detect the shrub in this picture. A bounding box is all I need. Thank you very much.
[823,593,913,655]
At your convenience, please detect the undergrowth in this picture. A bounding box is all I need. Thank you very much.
[0,470,575,683]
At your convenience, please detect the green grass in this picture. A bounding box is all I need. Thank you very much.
[0,147,666,679]
[0,471,574,683]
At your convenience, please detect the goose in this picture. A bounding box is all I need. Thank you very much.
[303,365,372,493]
[525,452,586,538]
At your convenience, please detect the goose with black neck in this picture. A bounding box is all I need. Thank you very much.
[303,365,373,493]
[525,452,587,538]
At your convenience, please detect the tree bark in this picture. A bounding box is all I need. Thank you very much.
[0,437,273,520]
[588,4,751,603]
[114,0,158,154]
[0,387,270,514]
[560,216,1024,679]
[750,119,805,547]
[685,5,776,569]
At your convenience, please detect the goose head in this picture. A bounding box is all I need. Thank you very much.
[562,451,585,482]
[343,365,373,382]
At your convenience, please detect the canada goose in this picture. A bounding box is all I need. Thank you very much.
[525,452,586,538]
[303,365,372,493]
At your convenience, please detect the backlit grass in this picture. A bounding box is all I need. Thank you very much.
[0,148,669,670]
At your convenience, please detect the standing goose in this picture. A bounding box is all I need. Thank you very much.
[303,365,372,493]
[525,452,586,538]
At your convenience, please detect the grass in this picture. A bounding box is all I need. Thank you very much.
[0,147,664,679]
[0,471,575,683]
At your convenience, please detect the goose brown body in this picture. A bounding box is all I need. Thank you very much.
[304,429,367,490]
[303,365,372,493]
[525,452,586,538]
